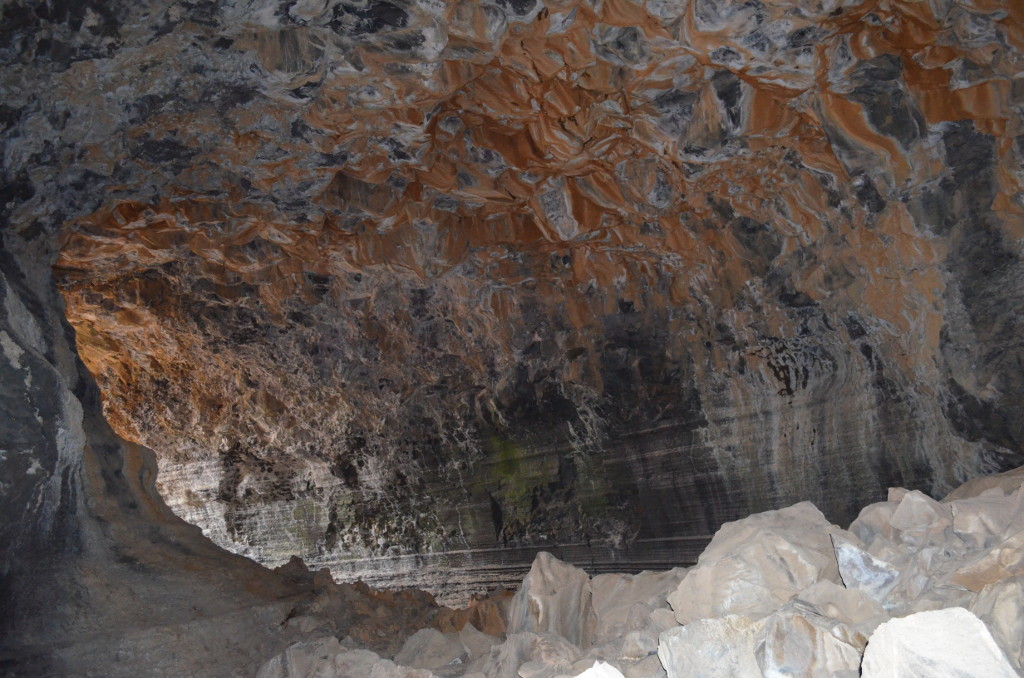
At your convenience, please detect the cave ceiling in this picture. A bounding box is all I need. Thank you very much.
[4,0,1024,598]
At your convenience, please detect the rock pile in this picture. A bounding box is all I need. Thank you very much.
[257,469,1024,677]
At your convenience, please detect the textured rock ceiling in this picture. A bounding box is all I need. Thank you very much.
[4,0,1022,598]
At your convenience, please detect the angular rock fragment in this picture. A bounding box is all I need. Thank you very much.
[667,502,849,624]
[831,535,900,605]
[794,580,888,639]
[255,641,439,678]
[622,654,666,678]
[457,623,499,664]
[860,607,1017,678]
[755,603,862,678]
[945,467,1024,501]
[393,628,468,674]
[590,568,687,645]
[334,648,392,676]
[657,615,765,678]
[507,552,596,648]
[950,529,1024,592]
[950,489,1022,548]
[887,490,953,548]
[478,632,580,678]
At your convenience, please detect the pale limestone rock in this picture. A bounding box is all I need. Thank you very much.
[480,632,580,678]
[950,529,1024,592]
[898,585,975,614]
[887,490,953,548]
[518,658,569,678]
[794,580,888,638]
[831,535,900,605]
[393,628,467,673]
[657,615,765,678]
[861,607,1017,678]
[645,609,677,635]
[577,630,659,678]
[755,604,862,678]
[950,491,1019,548]
[590,568,687,644]
[848,500,901,553]
[845,485,1024,615]
[667,503,849,624]
[969,576,1024,670]
[507,552,596,647]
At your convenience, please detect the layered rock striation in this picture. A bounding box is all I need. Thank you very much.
[3,0,1024,599]
[258,465,1024,678]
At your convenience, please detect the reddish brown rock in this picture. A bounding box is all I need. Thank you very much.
[1,1,1024,670]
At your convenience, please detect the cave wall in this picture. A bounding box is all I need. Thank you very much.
[3,0,1024,602]
[0,229,332,676]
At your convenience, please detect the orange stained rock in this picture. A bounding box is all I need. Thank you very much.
[51,0,1023,511]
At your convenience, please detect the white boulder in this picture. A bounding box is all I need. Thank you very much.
[335,648,391,677]
[887,490,953,548]
[860,607,1017,678]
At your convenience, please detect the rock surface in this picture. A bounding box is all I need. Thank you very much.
[0,0,1017,599]
[2,0,1024,673]
[0,212,334,675]
[507,550,597,647]
[756,604,863,678]
[658,615,765,678]
[860,608,1018,678]
[666,502,849,624]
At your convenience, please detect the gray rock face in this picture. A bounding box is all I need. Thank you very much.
[0,0,1017,600]
[2,0,1024,672]
[0,229,321,675]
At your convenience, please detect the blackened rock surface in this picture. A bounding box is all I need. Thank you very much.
[2,0,1023,608]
